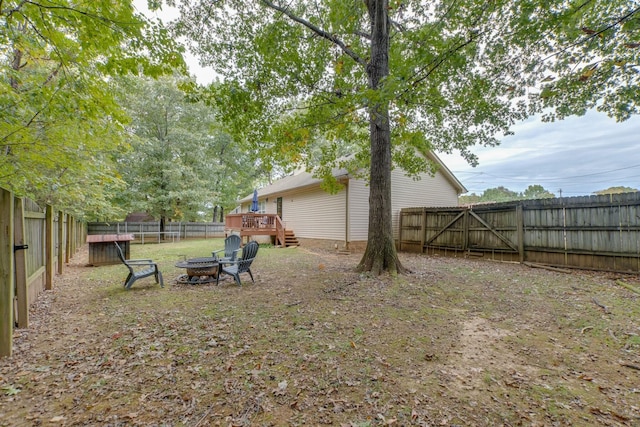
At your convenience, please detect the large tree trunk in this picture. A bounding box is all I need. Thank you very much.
[357,0,406,275]
[160,216,166,241]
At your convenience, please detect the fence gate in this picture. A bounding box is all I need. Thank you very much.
[400,205,522,262]
[399,192,640,273]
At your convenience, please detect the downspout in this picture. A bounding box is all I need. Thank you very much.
[345,179,350,250]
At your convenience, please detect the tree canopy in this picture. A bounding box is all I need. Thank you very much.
[460,185,556,204]
[0,0,184,218]
[594,186,639,195]
[162,0,639,274]
[114,75,259,223]
[523,185,556,200]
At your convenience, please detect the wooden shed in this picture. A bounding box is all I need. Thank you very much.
[86,234,135,266]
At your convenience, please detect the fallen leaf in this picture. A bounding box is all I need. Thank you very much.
[273,379,288,396]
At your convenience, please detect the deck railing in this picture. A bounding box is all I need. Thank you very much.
[225,213,285,245]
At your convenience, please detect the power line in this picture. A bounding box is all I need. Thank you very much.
[451,163,640,182]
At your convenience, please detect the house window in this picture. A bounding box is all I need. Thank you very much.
[247,201,267,213]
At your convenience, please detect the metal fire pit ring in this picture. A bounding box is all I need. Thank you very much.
[175,257,219,285]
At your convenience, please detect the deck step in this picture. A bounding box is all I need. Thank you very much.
[284,229,299,247]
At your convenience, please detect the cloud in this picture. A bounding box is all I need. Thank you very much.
[439,111,640,196]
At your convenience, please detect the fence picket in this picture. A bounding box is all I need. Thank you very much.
[87,222,226,242]
[0,186,83,357]
[0,188,14,357]
[400,192,640,273]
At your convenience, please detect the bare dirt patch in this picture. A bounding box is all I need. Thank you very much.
[1,241,639,426]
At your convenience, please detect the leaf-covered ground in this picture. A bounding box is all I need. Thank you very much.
[1,239,639,426]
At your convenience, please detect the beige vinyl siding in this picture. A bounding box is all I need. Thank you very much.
[390,168,459,238]
[344,170,459,241]
[265,197,277,215]
[280,186,347,240]
[237,159,461,243]
[347,179,370,241]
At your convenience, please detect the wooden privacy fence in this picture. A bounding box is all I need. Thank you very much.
[88,221,225,243]
[1,187,85,357]
[399,192,640,273]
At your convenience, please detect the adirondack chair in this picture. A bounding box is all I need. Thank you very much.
[114,242,164,289]
[216,240,259,286]
[212,234,242,261]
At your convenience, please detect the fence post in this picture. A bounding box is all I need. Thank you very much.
[70,217,76,255]
[46,205,54,290]
[420,208,427,252]
[14,198,28,329]
[462,208,469,251]
[57,211,65,274]
[0,188,14,357]
[398,210,404,251]
[517,204,525,263]
[65,214,71,264]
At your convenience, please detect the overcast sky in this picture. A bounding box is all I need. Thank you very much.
[437,112,640,197]
[135,1,639,198]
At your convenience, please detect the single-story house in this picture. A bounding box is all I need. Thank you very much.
[234,152,466,250]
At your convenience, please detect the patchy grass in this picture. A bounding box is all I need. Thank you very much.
[1,239,639,426]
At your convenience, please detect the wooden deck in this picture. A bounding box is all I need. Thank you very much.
[225,213,298,247]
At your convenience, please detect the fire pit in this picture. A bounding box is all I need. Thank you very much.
[175,257,219,284]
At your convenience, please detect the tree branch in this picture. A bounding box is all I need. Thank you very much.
[1,0,27,17]
[543,5,640,62]
[400,34,478,99]
[354,29,371,40]
[0,86,64,143]
[260,0,368,68]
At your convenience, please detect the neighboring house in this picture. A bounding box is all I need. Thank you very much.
[124,212,155,222]
[236,152,466,250]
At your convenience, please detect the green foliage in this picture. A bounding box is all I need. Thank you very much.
[460,185,556,204]
[533,2,640,122]
[1,385,20,396]
[523,184,556,200]
[167,0,638,177]
[164,0,639,274]
[0,0,185,219]
[593,186,639,195]
[480,186,522,203]
[114,75,257,221]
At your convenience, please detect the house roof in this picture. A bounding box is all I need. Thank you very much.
[239,152,466,202]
